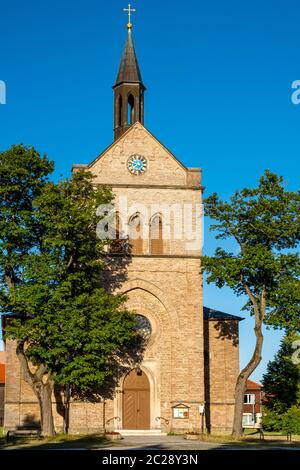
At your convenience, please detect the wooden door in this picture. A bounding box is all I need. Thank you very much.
[123,370,150,429]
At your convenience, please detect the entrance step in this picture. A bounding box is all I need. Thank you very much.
[119,429,167,436]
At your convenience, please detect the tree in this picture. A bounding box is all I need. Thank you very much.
[202,171,300,437]
[0,146,142,436]
[262,332,300,415]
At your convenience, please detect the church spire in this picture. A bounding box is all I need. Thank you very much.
[113,3,146,141]
[114,28,143,87]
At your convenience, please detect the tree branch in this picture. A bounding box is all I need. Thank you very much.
[5,271,14,291]
[243,283,260,318]
[36,364,48,382]
[16,341,35,388]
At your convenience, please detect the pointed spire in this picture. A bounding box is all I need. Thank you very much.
[114,29,144,87]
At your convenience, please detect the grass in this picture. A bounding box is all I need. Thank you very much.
[197,431,300,447]
[0,432,108,450]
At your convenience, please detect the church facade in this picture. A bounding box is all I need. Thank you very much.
[4,20,243,435]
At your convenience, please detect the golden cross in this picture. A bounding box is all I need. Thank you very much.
[124,3,136,30]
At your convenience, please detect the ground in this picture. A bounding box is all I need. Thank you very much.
[1,433,300,451]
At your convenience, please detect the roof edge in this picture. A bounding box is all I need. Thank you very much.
[204,306,244,322]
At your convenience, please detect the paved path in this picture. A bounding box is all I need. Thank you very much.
[106,435,220,450]
[103,435,300,451]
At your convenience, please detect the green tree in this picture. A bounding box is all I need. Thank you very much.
[0,146,141,436]
[262,333,300,415]
[202,171,300,437]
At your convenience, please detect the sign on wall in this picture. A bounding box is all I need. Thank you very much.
[172,403,190,419]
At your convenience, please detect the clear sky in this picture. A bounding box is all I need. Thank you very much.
[1,0,300,382]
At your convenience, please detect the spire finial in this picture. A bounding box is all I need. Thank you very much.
[123,3,136,30]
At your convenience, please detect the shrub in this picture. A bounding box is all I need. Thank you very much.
[282,406,300,435]
[262,410,283,432]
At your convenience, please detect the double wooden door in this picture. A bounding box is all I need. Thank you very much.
[123,370,150,430]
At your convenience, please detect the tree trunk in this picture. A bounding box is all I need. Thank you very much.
[63,384,71,434]
[16,342,55,437]
[232,310,264,437]
[36,381,55,437]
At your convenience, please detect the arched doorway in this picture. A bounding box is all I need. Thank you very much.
[123,369,150,430]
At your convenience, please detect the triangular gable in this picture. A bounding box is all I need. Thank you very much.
[87,122,189,186]
[88,122,188,172]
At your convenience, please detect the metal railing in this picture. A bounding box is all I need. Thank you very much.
[106,416,121,426]
[155,417,169,425]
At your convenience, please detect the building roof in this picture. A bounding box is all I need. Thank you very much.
[0,363,5,384]
[0,351,5,364]
[246,379,262,390]
[114,30,144,87]
[203,307,244,322]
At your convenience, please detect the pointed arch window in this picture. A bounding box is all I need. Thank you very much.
[117,95,123,127]
[127,94,135,125]
[109,212,125,254]
[129,213,143,255]
[150,215,163,255]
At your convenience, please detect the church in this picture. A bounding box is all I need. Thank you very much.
[4,9,243,435]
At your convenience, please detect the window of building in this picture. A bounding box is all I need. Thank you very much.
[244,393,255,404]
[150,215,163,255]
[128,213,143,255]
[135,315,152,341]
[242,413,255,426]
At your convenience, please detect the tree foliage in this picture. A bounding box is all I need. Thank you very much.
[262,333,300,415]
[203,171,300,327]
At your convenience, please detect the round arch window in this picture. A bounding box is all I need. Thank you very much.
[135,315,152,341]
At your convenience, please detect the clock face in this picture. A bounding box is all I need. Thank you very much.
[127,154,148,176]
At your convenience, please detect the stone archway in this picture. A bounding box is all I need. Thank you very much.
[120,278,180,333]
[123,369,150,430]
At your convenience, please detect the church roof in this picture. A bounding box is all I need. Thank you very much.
[114,30,144,87]
[204,307,244,322]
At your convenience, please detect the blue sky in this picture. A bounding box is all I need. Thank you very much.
[1,0,300,382]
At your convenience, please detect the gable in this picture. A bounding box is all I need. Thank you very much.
[87,123,189,186]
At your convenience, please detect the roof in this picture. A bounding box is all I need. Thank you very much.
[0,351,5,364]
[0,363,5,384]
[114,30,144,87]
[203,307,244,322]
[246,379,262,390]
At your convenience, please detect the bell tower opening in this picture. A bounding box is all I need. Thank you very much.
[127,94,135,125]
[117,95,123,127]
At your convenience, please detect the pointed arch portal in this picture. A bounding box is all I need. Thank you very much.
[123,369,150,430]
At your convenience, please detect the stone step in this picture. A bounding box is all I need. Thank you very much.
[118,429,167,436]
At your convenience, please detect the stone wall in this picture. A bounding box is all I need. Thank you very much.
[204,320,240,433]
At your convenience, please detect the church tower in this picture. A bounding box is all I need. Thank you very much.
[113,19,146,140]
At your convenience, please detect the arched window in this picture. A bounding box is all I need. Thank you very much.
[150,215,163,255]
[128,213,143,255]
[117,95,123,127]
[109,212,124,254]
[135,315,152,341]
[127,94,135,125]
